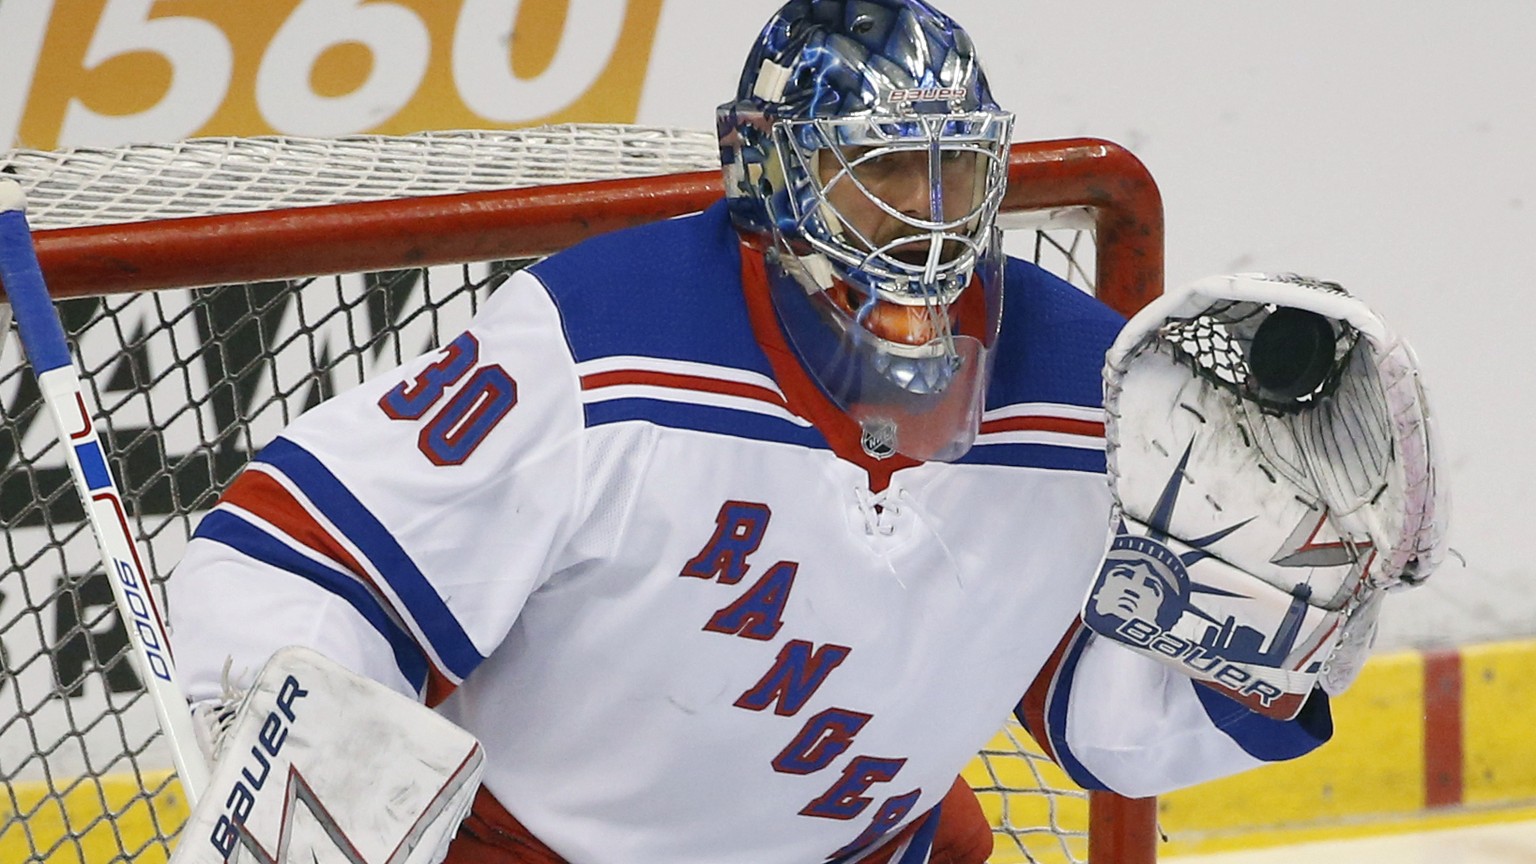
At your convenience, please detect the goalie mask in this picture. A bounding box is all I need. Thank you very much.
[718,0,1014,462]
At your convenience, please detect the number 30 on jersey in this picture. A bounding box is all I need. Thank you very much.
[378,332,516,465]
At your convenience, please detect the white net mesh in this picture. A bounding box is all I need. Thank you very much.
[3,125,721,229]
[0,125,1149,863]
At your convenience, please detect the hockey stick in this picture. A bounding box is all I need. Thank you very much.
[0,178,209,803]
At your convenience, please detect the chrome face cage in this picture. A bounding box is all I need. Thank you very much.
[772,111,1013,306]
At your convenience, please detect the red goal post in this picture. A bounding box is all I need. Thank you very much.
[0,126,1161,864]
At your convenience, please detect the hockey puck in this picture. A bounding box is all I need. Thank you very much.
[1247,307,1335,399]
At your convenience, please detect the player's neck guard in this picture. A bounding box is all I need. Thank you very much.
[755,236,1003,462]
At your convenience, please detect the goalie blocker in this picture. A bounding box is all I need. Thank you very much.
[171,647,484,864]
[1083,273,1447,720]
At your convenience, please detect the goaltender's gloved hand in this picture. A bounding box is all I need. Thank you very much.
[171,647,483,864]
[1081,273,1448,719]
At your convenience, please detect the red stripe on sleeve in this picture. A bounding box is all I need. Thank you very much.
[220,470,372,579]
[979,415,1104,437]
[218,470,460,706]
[580,368,791,409]
[1016,619,1087,763]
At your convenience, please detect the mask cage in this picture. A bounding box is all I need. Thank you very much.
[772,111,1013,307]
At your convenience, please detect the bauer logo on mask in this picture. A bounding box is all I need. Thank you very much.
[886,87,969,111]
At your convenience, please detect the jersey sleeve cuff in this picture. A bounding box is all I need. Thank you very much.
[1195,683,1333,762]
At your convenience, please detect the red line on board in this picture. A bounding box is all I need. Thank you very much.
[1423,648,1464,808]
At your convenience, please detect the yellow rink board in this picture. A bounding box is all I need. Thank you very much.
[1156,650,1426,854]
[0,770,187,863]
[8,641,1536,862]
[975,640,1536,859]
[1161,640,1536,856]
[1463,640,1536,806]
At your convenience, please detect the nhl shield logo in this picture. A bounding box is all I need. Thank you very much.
[860,418,897,459]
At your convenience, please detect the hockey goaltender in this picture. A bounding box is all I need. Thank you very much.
[164,1,1448,862]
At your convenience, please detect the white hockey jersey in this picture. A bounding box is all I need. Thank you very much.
[169,202,1330,863]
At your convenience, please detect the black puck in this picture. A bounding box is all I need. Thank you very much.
[1247,307,1336,399]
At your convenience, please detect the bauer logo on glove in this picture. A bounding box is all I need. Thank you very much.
[1083,273,1448,720]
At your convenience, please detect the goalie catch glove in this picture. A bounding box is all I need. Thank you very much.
[1082,273,1447,720]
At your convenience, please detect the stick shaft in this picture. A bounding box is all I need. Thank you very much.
[0,181,209,803]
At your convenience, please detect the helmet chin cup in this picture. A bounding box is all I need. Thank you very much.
[849,335,990,463]
[870,346,960,395]
[765,245,1002,463]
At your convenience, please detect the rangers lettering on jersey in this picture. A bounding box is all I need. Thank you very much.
[680,499,919,856]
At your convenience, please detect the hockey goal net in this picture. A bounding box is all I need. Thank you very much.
[0,125,1162,864]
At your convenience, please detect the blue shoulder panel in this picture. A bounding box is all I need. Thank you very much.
[958,261,1125,472]
[528,202,825,447]
[528,201,767,372]
[986,260,1126,411]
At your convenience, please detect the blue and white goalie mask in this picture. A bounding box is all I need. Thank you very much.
[719,0,1014,462]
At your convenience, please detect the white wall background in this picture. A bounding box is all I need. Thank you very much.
[643,0,1536,651]
[2,1,1525,652]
